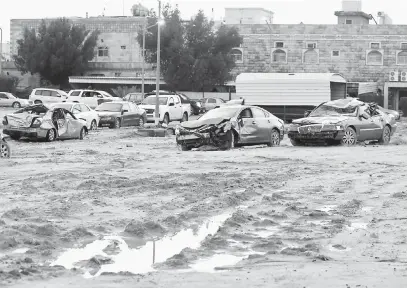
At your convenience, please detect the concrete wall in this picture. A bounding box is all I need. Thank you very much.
[181,92,233,101]
[229,24,407,88]
[224,8,274,25]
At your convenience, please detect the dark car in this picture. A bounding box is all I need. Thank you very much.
[95,101,147,129]
[189,98,204,115]
[175,105,285,151]
[287,98,397,146]
[124,93,144,105]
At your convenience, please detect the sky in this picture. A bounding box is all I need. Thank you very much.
[1,0,406,43]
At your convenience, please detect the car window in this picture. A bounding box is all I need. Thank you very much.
[73,104,82,114]
[42,90,51,96]
[95,92,103,98]
[169,97,174,105]
[0,93,8,99]
[70,91,81,97]
[80,104,90,112]
[252,107,267,118]
[65,112,74,120]
[51,91,59,97]
[208,98,216,104]
[239,108,253,119]
[35,90,42,95]
[122,103,131,111]
[175,97,180,104]
[84,91,93,98]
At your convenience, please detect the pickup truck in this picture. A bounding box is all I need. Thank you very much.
[139,94,190,124]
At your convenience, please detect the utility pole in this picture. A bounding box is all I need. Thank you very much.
[0,28,3,75]
[155,0,161,126]
[142,22,146,98]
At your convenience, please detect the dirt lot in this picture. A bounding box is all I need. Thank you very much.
[1,107,407,288]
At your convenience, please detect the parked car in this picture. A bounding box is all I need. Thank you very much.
[2,104,88,142]
[202,97,226,112]
[49,102,99,130]
[95,101,147,129]
[146,91,192,117]
[29,88,69,104]
[1,131,11,158]
[175,105,285,151]
[67,90,120,109]
[0,92,32,108]
[124,93,144,105]
[190,99,204,115]
[287,98,397,146]
[139,94,189,124]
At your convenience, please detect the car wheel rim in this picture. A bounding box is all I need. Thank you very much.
[272,132,280,145]
[343,130,355,145]
[49,130,55,141]
[81,129,85,138]
[1,143,9,158]
[384,128,390,142]
[116,119,120,127]
[140,119,144,127]
[91,121,96,130]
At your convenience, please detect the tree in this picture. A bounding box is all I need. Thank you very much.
[0,75,20,93]
[139,5,242,92]
[13,18,99,87]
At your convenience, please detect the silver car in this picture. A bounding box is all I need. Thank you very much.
[0,92,32,108]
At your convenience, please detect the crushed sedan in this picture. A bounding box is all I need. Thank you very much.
[287,98,397,146]
[2,104,88,141]
[175,105,285,151]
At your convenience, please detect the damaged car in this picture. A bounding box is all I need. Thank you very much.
[288,98,397,146]
[1,131,11,158]
[2,104,88,141]
[175,105,285,151]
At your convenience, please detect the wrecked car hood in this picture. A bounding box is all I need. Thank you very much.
[293,116,350,125]
[181,117,228,129]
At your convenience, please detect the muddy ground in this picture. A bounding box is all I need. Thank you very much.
[1,108,407,287]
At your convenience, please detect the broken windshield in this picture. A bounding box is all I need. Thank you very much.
[308,104,358,117]
[198,107,240,121]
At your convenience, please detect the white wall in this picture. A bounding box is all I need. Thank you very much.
[181,92,234,101]
[224,8,273,25]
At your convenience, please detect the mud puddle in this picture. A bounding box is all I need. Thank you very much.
[51,211,236,277]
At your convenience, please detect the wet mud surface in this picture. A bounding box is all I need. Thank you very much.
[1,115,407,287]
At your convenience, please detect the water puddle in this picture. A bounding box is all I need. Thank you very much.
[51,212,234,276]
[347,222,368,231]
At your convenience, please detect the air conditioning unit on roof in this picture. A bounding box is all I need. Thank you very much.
[389,71,399,81]
[401,71,407,81]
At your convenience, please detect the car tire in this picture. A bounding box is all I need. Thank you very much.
[290,138,304,146]
[181,112,188,122]
[268,129,281,147]
[90,120,97,130]
[139,117,145,127]
[10,134,21,141]
[163,113,170,125]
[341,127,357,146]
[46,129,56,142]
[34,100,42,105]
[180,144,191,151]
[378,125,391,145]
[112,118,121,129]
[12,102,21,109]
[0,141,11,158]
[79,127,86,140]
[223,130,235,150]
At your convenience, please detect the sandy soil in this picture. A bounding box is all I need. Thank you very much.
[1,107,407,288]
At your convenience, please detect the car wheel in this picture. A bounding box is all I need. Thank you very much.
[90,120,97,130]
[181,112,188,122]
[0,141,11,158]
[290,138,304,146]
[139,117,145,127]
[79,127,86,140]
[180,144,191,151]
[46,129,56,142]
[378,125,391,145]
[12,102,21,109]
[223,130,235,150]
[10,134,21,141]
[34,100,42,105]
[163,113,170,125]
[341,127,357,146]
[113,118,121,129]
[268,129,281,147]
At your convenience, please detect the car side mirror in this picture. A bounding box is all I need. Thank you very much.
[304,110,311,117]
[169,103,175,107]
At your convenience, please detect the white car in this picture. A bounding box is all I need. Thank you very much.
[49,102,99,130]
[139,94,189,124]
[0,92,32,108]
[67,90,120,109]
[29,88,69,104]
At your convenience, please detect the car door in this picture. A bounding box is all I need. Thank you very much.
[71,103,86,126]
[79,104,94,128]
[82,91,93,107]
[174,96,183,120]
[370,110,387,140]
[167,97,177,120]
[237,108,261,143]
[356,106,381,141]
[127,103,140,126]
[206,98,216,110]
[121,103,132,126]
[64,111,82,138]
[41,90,52,103]
[251,107,270,143]
[0,93,10,107]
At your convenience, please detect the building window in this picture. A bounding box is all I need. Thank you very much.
[307,42,317,49]
[332,50,340,57]
[272,49,287,63]
[366,50,383,65]
[98,47,109,57]
[397,51,407,65]
[121,45,127,50]
[370,42,381,49]
[401,43,407,50]
[303,49,319,63]
[230,48,243,63]
[346,19,353,24]
[275,42,284,48]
